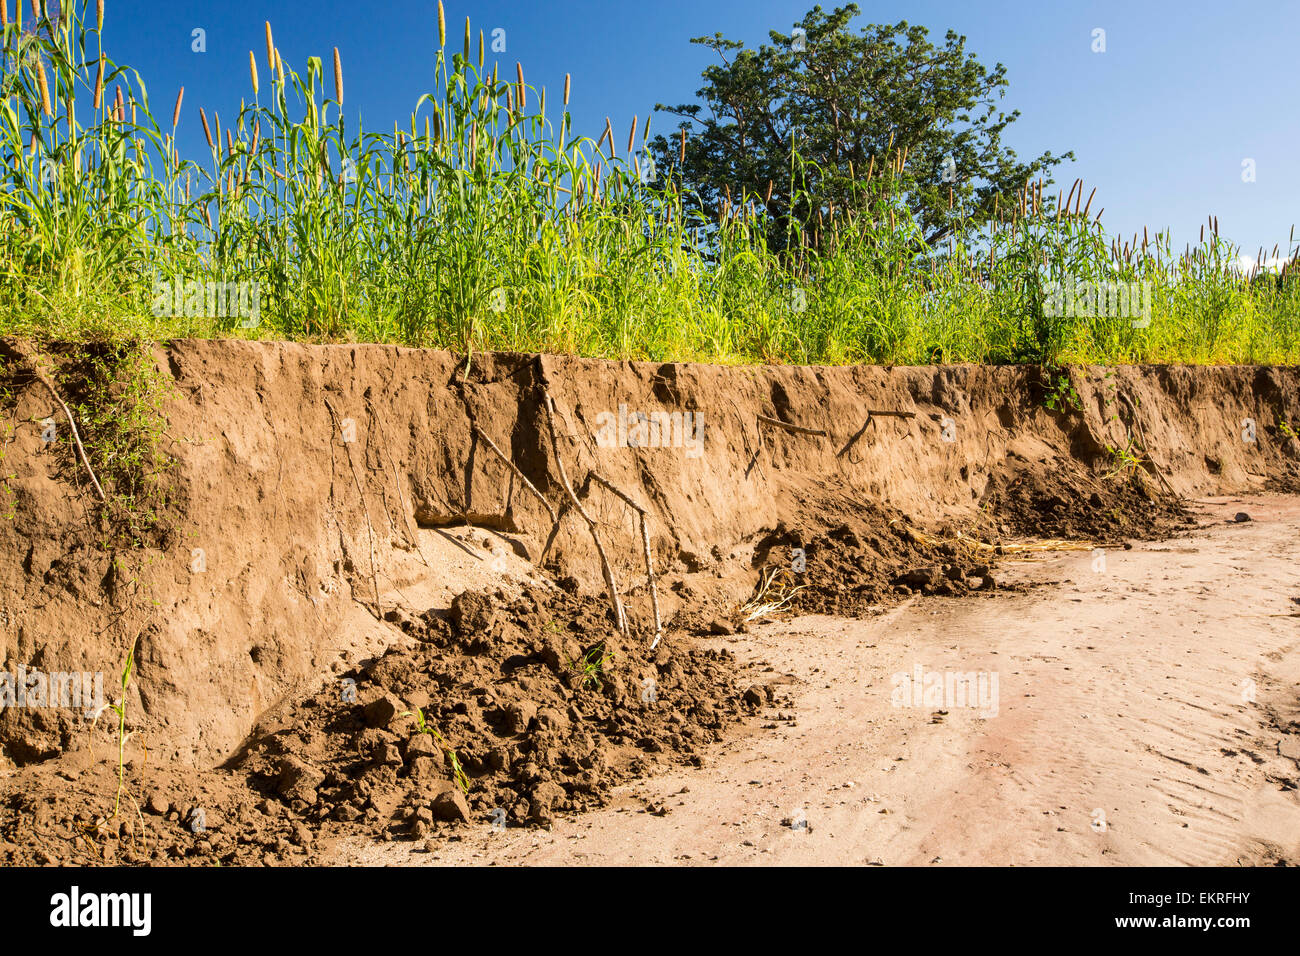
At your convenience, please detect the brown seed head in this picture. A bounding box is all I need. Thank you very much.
[35,56,51,117]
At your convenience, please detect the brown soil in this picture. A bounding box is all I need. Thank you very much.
[1,343,1298,865]
[0,583,763,865]
[333,495,1299,868]
[980,467,1192,541]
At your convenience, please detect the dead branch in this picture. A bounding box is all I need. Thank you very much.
[472,423,558,525]
[588,471,645,513]
[587,471,663,647]
[640,512,663,647]
[542,392,627,635]
[35,372,106,502]
[757,413,827,437]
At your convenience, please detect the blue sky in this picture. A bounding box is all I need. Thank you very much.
[101,0,1298,262]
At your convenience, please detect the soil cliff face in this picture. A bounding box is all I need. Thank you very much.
[1,341,1297,767]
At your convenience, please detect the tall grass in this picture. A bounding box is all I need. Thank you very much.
[1,0,1297,365]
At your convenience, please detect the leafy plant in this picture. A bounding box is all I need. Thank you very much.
[402,706,470,794]
[1042,366,1083,413]
[58,343,177,548]
[1103,439,1144,479]
[567,644,613,692]
[82,636,147,852]
[0,419,14,522]
[649,4,1072,250]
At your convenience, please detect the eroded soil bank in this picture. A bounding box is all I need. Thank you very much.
[333,495,1300,868]
[0,342,1297,864]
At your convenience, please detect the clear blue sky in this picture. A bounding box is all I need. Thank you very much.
[104,0,1298,261]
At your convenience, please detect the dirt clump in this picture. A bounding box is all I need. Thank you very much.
[744,515,984,622]
[0,583,765,866]
[235,583,750,836]
[981,469,1191,542]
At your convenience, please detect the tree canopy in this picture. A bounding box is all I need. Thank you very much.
[649,4,1073,250]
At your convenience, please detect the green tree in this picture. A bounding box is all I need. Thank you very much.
[649,4,1073,251]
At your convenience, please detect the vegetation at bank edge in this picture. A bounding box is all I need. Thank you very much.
[1,0,1296,365]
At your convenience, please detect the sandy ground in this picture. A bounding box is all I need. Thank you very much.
[329,495,1300,866]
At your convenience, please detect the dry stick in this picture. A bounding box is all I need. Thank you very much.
[639,514,663,648]
[35,374,106,502]
[543,393,627,634]
[538,471,593,566]
[367,395,430,567]
[588,471,663,647]
[588,470,644,513]
[381,439,431,569]
[866,409,916,419]
[757,413,827,437]
[840,409,918,458]
[1116,392,1177,498]
[741,411,768,480]
[472,423,558,526]
[323,399,382,619]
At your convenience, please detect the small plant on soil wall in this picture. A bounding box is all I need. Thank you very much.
[59,344,179,550]
[0,376,14,521]
[1103,439,1144,480]
[402,707,470,794]
[1042,366,1083,413]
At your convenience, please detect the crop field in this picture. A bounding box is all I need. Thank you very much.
[1,0,1296,365]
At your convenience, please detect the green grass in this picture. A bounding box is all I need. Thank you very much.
[2,0,1297,365]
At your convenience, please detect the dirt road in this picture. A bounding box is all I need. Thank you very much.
[331,495,1300,866]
